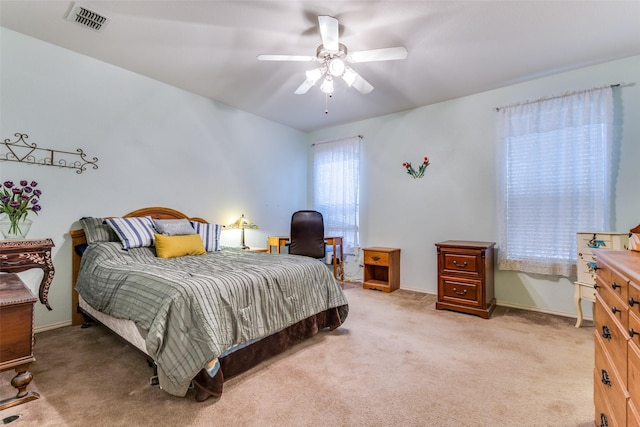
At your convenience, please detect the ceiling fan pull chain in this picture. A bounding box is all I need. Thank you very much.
[325,93,329,114]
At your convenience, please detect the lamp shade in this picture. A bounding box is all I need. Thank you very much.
[226,214,258,230]
[226,214,258,249]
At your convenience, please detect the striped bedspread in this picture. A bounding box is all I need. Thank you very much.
[75,242,349,396]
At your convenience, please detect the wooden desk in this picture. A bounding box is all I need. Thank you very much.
[0,273,39,410]
[267,236,344,281]
[0,238,55,310]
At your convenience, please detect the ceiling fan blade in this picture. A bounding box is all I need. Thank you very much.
[295,68,326,94]
[342,67,373,94]
[318,15,339,52]
[295,79,315,95]
[348,46,408,63]
[257,54,317,62]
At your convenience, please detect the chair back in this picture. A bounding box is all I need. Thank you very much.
[289,210,325,259]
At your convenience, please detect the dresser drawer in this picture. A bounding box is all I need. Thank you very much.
[602,264,631,304]
[578,232,629,285]
[594,372,620,427]
[629,339,640,413]
[595,332,630,424]
[363,251,389,266]
[597,277,629,329]
[441,252,480,276]
[630,312,640,352]
[440,277,481,306]
[629,282,640,317]
[629,399,640,427]
[596,293,629,384]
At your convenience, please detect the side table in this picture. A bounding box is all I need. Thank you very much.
[362,247,401,292]
[0,273,39,410]
[0,238,55,310]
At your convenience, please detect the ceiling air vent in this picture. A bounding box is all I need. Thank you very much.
[65,3,110,31]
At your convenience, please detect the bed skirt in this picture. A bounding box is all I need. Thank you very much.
[192,304,347,402]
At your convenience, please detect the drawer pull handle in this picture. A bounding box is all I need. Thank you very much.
[601,369,611,387]
[371,256,380,261]
[629,296,638,306]
[611,282,620,290]
[593,283,600,290]
[452,260,468,267]
[601,325,612,340]
[630,328,640,338]
[611,306,621,315]
[600,413,608,427]
[452,287,467,296]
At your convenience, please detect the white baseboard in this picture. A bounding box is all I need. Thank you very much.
[398,285,589,321]
[35,320,72,334]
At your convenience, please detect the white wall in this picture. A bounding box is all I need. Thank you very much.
[1,28,308,329]
[3,26,638,328]
[308,55,640,318]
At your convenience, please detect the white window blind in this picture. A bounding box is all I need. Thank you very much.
[496,87,613,276]
[312,136,361,254]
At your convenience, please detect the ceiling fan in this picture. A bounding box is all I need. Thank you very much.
[257,15,408,96]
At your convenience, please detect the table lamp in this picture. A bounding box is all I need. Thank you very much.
[226,214,258,249]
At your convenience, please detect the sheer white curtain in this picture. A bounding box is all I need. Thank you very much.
[496,87,613,276]
[313,136,361,254]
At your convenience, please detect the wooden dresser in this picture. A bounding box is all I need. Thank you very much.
[0,273,39,410]
[593,249,640,426]
[435,241,496,319]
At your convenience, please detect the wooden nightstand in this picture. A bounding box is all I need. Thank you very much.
[362,247,400,293]
[0,273,39,410]
[435,241,495,319]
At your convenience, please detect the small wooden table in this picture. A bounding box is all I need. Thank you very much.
[362,247,401,292]
[0,273,39,410]
[0,238,55,310]
[267,236,344,280]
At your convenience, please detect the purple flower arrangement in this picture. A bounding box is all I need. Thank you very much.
[0,180,43,236]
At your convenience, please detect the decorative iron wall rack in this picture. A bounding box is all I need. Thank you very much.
[1,133,98,174]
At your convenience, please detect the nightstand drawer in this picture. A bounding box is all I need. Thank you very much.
[440,277,481,307]
[442,252,478,275]
[364,251,389,266]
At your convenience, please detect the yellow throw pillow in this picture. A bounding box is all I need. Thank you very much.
[154,233,206,258]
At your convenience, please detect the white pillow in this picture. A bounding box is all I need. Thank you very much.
[107,216,156,250]
[153,219,196,236]
[190,221,222,252]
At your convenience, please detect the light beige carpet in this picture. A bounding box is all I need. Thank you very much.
[1,285,594,427]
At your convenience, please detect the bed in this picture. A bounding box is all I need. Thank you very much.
[70,207,349,401]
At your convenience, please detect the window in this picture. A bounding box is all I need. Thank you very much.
[496,87,613,276]
[312,136,361,254]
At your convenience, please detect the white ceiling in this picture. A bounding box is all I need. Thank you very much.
[2,1,640,132]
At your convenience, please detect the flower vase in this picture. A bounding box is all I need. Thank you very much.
[0,218,32,239]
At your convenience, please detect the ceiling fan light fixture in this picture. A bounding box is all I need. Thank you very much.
[320,76,334,94]
[328,58,345,77]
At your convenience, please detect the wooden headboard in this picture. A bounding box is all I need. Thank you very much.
[70,206,208,326]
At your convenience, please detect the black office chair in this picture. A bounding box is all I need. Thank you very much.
[288,210,326,259]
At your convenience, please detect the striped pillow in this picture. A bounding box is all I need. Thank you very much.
[190,221,222,252]
[106,216,156,250]
[80,217,119,244]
